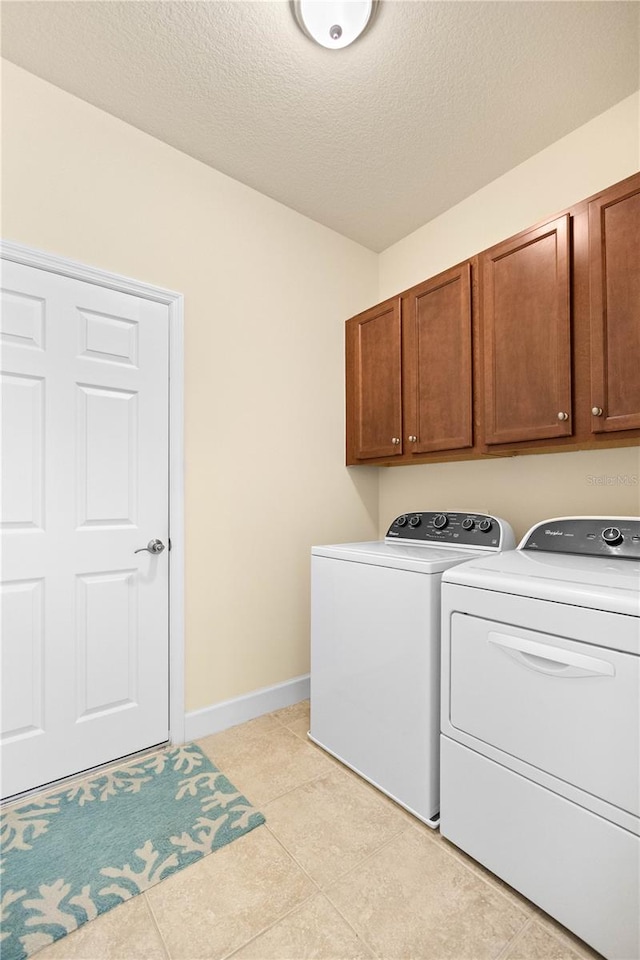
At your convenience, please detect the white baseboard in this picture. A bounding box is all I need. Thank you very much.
[184,674,310,743]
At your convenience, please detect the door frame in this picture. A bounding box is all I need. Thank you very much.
[1,239,186,746]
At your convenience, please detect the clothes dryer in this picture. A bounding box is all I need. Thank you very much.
[440,516,640,960]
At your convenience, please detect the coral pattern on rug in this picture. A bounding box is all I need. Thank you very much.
[1,744,265,960]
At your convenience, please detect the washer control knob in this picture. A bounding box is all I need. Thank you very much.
[395,515,408,527]
[433,514,448,530]
[408,515,421,528]
[478,519,492,532]
[461,518,475,531]
[602,526,623,546]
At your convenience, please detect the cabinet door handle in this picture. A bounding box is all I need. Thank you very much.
[592,406,603,416]
[408,435,417,442]
[557,411,569,421]
[391,437,400,444]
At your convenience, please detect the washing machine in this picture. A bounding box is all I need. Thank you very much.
[309,510,515,826]
[440,516,640,960]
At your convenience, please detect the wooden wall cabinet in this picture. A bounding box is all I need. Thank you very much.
[346,264,473,465]
[345,172,640,467]
[345,298,403,462]
[403,264,473,455]
[482,215,572,446]
[589,178,640,433]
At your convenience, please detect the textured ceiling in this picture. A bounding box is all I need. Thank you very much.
[2,1,639,251]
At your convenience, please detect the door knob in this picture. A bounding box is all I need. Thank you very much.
[591,406,603,417]
[557,412,569,421]
[391,437,401,444]
[135,539,166,555]
[408,435,417,442]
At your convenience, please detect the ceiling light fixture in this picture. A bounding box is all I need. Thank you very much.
[291,0,378,50]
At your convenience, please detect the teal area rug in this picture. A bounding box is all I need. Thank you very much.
[1,744,265,959]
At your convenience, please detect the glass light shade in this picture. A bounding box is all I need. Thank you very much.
[292,0,378,50]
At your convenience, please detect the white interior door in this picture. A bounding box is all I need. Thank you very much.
[1,259,170,799]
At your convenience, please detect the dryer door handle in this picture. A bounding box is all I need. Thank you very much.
[488,632,615,679]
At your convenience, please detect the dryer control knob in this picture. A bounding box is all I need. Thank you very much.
[602,526,623,546]
[478,519,493,532]
[395,515,408,527]
[408,515,421,527]
[433,514,448,529]
[461,518,475,531]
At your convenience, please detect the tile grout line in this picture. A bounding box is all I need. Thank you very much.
[258,744,366,805]
[315,891,382,960]
[521,914,600,960]
[221,824,381,960]
[283,724,310,739]
[427,828,592,950]
[142,891,172,960]
[255,764,335,808]
[263,822,326,893]
[493,913,536,960]
[209,711,540,959]
[532,915,604,960]
[200,731,332,812]
[261,818,407,907]
[212,712,542,952]
[219,888,320,960]
[217,824,322,960]
[320,825,530,960]
[262,774,415,894]
[269,705,310,728]
[421,832,538,919]
[319,821,412,894]
[317,819,411,891]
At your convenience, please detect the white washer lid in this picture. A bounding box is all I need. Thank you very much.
[443,549,640,616]
[312,540,481,574]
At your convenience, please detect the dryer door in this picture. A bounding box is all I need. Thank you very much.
[448,612,640,815]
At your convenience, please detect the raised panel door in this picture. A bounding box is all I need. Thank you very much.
[346,299,402,462]
[0,260,170,798]
[404,263,473,454]
[589,177,640,432]
[483,215,572,445]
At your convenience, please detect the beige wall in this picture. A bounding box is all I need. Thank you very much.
[377,449,640,544]
[379,92,640,298]
[3,61,640,715]
[1,61,379,712]
[377,92,640,541]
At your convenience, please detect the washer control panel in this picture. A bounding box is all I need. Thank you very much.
[386,512,505,549]
[521,517,640,559]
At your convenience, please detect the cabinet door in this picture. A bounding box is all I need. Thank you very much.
[403,263,473,454]
[346,298,402,462]
[482,215,571,445]
[589,178,640,433]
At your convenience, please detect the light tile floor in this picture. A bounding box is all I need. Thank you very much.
[37,702,603,960]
